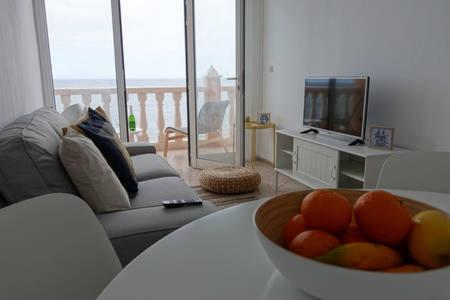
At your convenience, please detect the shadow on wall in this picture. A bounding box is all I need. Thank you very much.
[367,78,436,150]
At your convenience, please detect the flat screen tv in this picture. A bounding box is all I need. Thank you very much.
[303,76,370,140]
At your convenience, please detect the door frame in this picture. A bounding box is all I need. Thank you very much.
[110,0,129,141]
[185,0,245,169]
[33,0,56,109]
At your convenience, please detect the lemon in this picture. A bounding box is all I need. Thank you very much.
[408,210,450,269]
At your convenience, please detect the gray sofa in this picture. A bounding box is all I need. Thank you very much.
[0,108,217,265]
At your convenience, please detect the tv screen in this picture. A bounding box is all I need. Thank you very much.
[303,76,369,139]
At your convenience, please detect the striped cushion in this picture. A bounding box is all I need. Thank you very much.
[71,107,138,197]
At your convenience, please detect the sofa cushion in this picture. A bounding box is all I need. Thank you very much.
[72,107,138,197]
[131,177,196,208]
[97,176,218,265]
[97,199,217,265]
[131,154,180,182]
[0,108,78,204]
[59,129,131,213]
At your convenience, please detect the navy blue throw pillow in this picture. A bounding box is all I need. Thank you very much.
[71,107,138,197]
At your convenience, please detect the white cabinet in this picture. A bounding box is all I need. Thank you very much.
[274,129,406,190]
[293,139,339,188]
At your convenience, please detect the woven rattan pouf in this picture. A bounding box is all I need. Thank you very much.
[199,166,261,194]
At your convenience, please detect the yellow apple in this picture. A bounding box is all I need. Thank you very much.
[408,210,450,269]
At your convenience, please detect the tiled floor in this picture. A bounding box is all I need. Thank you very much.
[159,149,309,199]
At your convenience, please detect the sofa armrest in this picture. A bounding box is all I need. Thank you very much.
[123,142,156,156]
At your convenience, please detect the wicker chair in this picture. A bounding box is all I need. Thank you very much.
[163,100,229,157]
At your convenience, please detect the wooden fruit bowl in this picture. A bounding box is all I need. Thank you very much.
[253,190,450,300]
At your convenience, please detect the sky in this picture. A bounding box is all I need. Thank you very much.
[45,0,236,80]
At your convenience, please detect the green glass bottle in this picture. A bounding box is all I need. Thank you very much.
[128,105,136,132]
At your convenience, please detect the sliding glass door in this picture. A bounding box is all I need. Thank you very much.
[42,0,190,145]
[186,0,245,168]
[38,0,244,163]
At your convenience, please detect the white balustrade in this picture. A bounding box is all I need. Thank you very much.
[155,92,165,146]
[172,92,182,128]
[137,93,149,142]
[171,91,185,147]
[53,86,236,151]
[61,94,71,110]
[81,93,92,107]
[101,93,112,118]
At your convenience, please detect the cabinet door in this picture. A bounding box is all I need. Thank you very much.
[293,139,339,188]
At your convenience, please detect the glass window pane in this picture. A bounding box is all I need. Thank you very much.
[120,0,187,145]
[45,0,121,132]
[194,0,237,163]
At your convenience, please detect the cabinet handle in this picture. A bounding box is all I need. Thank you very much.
[331,165,337,181]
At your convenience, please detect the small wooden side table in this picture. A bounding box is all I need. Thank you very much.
[245,121,276,168]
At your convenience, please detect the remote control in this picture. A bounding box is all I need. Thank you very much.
[162,199,203,208]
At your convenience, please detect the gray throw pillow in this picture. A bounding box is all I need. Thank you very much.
[59,129,130,213]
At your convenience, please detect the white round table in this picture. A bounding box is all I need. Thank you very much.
[98,190,450,300]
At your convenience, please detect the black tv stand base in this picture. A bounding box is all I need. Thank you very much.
[300,128,319,134]
[348,139,365,146]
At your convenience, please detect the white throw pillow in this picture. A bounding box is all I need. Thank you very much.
[61,103,87,124]
[59,128,130,213]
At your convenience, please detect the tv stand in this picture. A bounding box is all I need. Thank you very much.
[274,129,405,191]
[300,128,319,134]
[348,139,365,146]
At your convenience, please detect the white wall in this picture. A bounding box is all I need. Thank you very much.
[259,0,450,160]
[0,0,44,128]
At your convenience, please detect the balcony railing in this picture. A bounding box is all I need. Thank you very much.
[54,85,236,150]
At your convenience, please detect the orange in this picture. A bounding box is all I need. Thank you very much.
[340,223,369,244]
[283,214,307,246]
[354,190,412,246]
[301,190,352,234]
[289,230,340,258]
